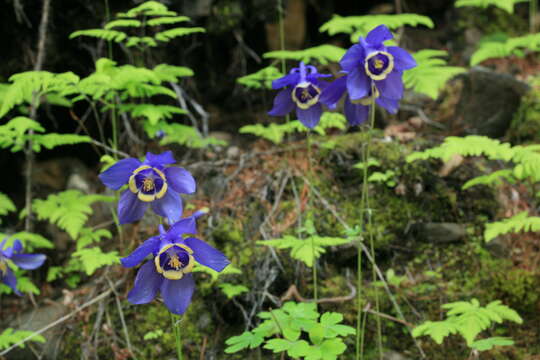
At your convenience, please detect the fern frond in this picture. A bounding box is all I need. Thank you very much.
[237,66,284,90]
[5,231,54,250]
[32,133,91,152]
[0,192,16,218]
[126,36,158,48]
[69,29,127,42]
[319,14,434,42]
[154,27,205,42]
[71,247,119,275]
[153,64,194,82]
[147,16,190,26]
[462,169,514,190]
[118,1,176,18]
[471,337,515,351]
[0,328,46,350]
[484,211,540,242]
[104,19,142,29]
[455,0,528,14]
[263,45,346,65]
[0,116,44,152]
[412,321,460,344]
[121,104,187,125]
[31,190,114,240]
[143,120,227,148]
[471,33,540,65]
[403,50,465,99]
[406,136,513,162]
[258,235,349,267]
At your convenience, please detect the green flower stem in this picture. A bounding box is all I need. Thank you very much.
[356,90,382,359]
[307,132,318,302]
[170,313,183,360]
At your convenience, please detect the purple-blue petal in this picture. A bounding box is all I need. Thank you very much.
[10,254,45,270]
[344,97,370,126]
[376,97,400,114]
[365,25,393,45]
[151,189,183,224]
[339,44,364,72]
[12,240,23,254]
[166,217,198,242]
[296,103,323,129]
[98,158,141,190]
[118,190,148,224]
[320,76,347,108]
[161,274,195,315]
[184,237,230,272]
[268,89,295,117]
[144,151,176,167]
[375,71,403,100]
[272,73,300,89]
[121,236,161,268]
[347,68,370,101]
[164,167,196,195]
[2,268,20,295]
[127,261,162,304]
[388,46,416,70]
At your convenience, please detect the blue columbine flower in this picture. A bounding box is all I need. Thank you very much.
[268,61,333,129]
[99,151,196,225]
[321,25,416,125]
[0,238,46,295]
[120,211,230,315]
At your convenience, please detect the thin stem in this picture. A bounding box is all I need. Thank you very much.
[277,0,290,126]
[367,92,383,359]
[111,100,119,159]
[307,132,318,301]
[531,0,537,33]
[170,314,183,360]
[104,0,112,59]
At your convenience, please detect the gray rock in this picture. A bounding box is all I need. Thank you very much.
[409,222,467,244]
[455,67,530,138]
[6,303,68,360]
[383,350,411,360]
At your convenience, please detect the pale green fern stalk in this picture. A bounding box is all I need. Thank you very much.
[171,314,183,360]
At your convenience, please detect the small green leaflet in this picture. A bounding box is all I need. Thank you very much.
[0,328,46,350]
[225,331,265,353]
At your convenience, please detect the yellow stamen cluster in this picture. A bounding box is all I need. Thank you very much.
[292,82,321,110]
[142,178,155,192]
[128,165,168,202]
[374,59,384,69]
[365,51,394,81]
[155,243,195,280]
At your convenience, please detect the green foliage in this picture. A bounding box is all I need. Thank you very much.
[368,170,397,187]
[240,112,347,144]
[225,302,354,359]
[237,66,283,90]
[218,283,249,299]
[470,33,540,65]
[1,231,54,251]
[191,263,242,282]
[319,13,434,42]
[29,190,113,240]
[471,337,515,351]
[0,71,79,117]
[120,104,187,126]
[263,45,346,65]
[462,169,514,189]
[0,192,15,219]
[71,1,205,50]
[484,211,540,242]
[0,116,90,153]
[152,64,194,82]
[144,120,227,148]
[455,0,528,14]
[403,50,466,99]
[258,222,349,267]
[413,299,522,347]
[143,329,164,341]
[0,328,46,350]
[71,247,119,276]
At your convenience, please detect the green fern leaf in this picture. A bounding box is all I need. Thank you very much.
[121,104,187,125]
[237,66,284,90]
[118,1,176,18]
[319,14,434,42]
[484,212,540,242]
[258,235,349,267]
[33,133,91,152]
[403,50,465,99]
[144,121,226,148]
[153,64,194,82]
[76,228,112,250]
[264,45,346,65]
[455,0,528,13]
[69,29,127,42]
[0,116,44,152]
[126,36,158,48]
[471,33,540,65]
[71,247,119,275]
[31,190,113,240]
[147,16,190,26]
[154,27,205,42]
[225,331,265,353]
[219,283,249,299]
[0,328,46,350]
[471,337,515,351]
[412,321,460,344]
[0,192,16,218]
[4,231,54,250]
[462,169,514,190]
[104,19,142,29]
